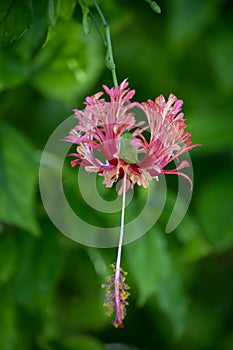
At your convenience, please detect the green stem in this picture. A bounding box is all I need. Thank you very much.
[92,0,118,87]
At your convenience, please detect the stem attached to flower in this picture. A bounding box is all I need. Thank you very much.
[114,173,127,325]
[92,0,118,87]
[116,173,127,273]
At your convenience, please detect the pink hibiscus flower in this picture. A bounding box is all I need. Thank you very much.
[64,79,199,194]
[64,79,200,328]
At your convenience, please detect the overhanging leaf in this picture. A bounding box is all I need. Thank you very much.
[59,0,77,20]
[0,233,16,284]
[0,0,48,91]
[196,172,233,252]
[0,0,32,47]
[175,212,212,262]
[208,27,233,93]
[47,0,76,26]
[125,228,188,335]
[31,19,104,103]
[188,107,233,153]
[0,292,17,350]
[60,334,104,350]
[0,124,39,235]
[0,53,29,91]
[13,231,62,308]
[166,0,215,51]
[60,296,106,332]
[125,228,169,304]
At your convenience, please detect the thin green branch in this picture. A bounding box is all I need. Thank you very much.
[92,0,118,87]
[145,0,161,13]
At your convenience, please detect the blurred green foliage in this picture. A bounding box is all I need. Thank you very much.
[0,0,233,349]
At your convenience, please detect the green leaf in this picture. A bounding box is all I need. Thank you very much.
[13,13,48,62]
[175,212,211,262]
[126,228,167,304]
[0,290,28,349]
[13,231,62,308]
[59,0,77,20]
[79,0,91,35]
[208,29,233,94]
[163,192,212,262]
[188,106,233,153]
[166,0,215,51]
[60,334,104,350]
[125,228,188,335]
[31,19,104,103]
[0,293,17,350]
[106,345,140,350]
[0,52,29,91]
[59,249,106,331]
[0,233,16,284]
[120,133,138,164]
[47,0,59,27]
[47,0,76,25]
[0,0,48,91]
[196,172,233,252]
[0,124,39,235]
[61,296,106,332]
[0,0,32,47]
[36,302,60,349]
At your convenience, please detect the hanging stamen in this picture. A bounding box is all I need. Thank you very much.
[102,174,130,328]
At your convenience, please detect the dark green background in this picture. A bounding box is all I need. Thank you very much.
[0,1,233,349]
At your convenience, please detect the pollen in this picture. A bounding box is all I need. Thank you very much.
[102,263,130,328]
